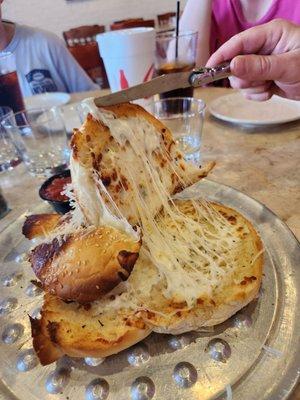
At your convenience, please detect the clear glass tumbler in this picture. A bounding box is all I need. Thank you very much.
[151,97,205,165]
[155,31,198,100]
[1,107,69,177]
[0,106,22,172]
[0,52,25,113]
[59,102,86,140]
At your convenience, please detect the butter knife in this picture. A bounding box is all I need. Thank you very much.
[94,61,231,107]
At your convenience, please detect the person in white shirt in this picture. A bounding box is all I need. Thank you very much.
[0,1,98,97]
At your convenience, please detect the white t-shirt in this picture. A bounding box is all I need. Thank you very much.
[3,23,99,97]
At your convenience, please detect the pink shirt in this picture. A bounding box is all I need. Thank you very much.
[210,0,300,54]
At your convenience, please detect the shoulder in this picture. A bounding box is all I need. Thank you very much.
[17,24,65,49]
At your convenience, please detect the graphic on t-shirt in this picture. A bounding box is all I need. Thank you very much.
[26,69,57,94]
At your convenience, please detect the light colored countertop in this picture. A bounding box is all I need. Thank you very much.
[199,87,300,242]
[2,87,299,240]
[0,87,299,399]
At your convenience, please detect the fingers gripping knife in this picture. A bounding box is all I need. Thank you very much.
[94,62,231,107]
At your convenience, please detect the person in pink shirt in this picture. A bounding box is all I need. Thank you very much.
[180,0,300,66]
[207,19,300,101]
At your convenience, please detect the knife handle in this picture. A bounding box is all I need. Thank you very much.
[189,61,231,87]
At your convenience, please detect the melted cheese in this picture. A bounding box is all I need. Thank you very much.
[47,99,261,324]
[66,104,250,309]
[69,152,139,240]
[99,109,243,306]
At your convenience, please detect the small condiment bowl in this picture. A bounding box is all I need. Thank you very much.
[39,170,72,214]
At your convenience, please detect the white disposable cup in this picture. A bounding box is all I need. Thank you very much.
[96,27,155,93]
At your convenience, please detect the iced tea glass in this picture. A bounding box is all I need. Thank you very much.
[0,106,22,172]
[155,31,198,100]
[151,97,205,165]
[1,107,69,177]
[0,52,25,113]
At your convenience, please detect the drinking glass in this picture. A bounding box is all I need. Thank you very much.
[1,107,69,177]
[0,52,25,113]
[0,185,9,219]
[59,102,86,140]
[155,31,198,100]
[0,106,22,172]
[151,97,205,165]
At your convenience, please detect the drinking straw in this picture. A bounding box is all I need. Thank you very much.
[175,0,180,59]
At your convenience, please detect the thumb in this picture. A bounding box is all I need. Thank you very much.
[230,54,286,81]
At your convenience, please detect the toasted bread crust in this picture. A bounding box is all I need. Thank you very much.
[70,104,215,224]
[30,201,263,364]
[30,294,151,365]
[71,114,111,166]
[30,226,141,303]
[22,214,61,240]
[134,201,263,334]
[26,105,263,365]
[30,316,64,365]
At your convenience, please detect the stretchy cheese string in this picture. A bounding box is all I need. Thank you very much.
[51,103,261,315]
[81,109,249,307]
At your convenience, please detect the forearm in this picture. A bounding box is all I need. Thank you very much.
[180,0,212,66]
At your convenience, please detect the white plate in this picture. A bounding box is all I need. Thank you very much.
[209,92,300,126]
[24,92,70,110]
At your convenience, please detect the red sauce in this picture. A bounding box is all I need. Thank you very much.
[42,176,71,202]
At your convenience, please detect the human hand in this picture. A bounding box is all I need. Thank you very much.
[206,19,300,101]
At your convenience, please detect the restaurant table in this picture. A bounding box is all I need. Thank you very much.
[0,87,299,399]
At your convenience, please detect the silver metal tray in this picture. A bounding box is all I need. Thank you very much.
[0,179,299,400]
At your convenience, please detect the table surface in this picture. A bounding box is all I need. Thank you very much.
[0,87,299,399]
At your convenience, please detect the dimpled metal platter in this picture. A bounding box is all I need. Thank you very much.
[0,180,299,400]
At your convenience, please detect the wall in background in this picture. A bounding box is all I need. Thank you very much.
[3,0,187,38]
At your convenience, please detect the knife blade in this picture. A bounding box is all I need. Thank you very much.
[94,61,231,107]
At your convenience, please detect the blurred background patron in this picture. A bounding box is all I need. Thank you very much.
[0,0,98,97]
[180,0,300,66]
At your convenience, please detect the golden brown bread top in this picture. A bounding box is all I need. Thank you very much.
[128,201,263,334]
[70,103,215,225]
[30,226,141,303]
[22,214,61,240]
[29,201,263,363]
[71,113,110,168]
[31,293,151,365]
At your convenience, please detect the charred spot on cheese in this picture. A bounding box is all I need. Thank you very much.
[83,303,91,311]
[47,321,59,343]
[112,170,118,181]
[101,176,111,187]
[240,276,257,285]
[120,175,129,191]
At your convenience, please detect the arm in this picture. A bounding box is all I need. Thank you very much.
[206,19,300,101]
[180,0,212,66]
